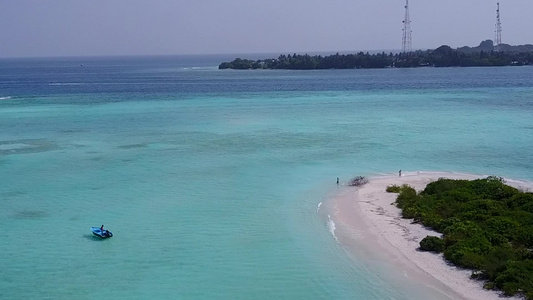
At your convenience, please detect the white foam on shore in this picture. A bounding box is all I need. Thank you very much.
[326,214,338,242]
[330,171,533,300]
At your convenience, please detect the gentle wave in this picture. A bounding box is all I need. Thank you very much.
[48,83,84,86]
[317,202,322,213]
[49,82,207,86]
[182,66,218,70]
[0,96,12,100]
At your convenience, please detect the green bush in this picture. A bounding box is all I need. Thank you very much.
[444,244,465,265]
[481,245,515,280]
[502,282,520,296]
[419,236,445,252]
[395,186,417,208]
[513,225,533,247]
[460,252,486,269]
[507,193,533,209]
[436,217,460,232]
[526,291,533,300]
[520,201,533,213]
[392,176,533,297]
[442,221,482,246]
[386,185,401,193]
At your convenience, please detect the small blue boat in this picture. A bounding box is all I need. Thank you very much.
[91,227,113,238]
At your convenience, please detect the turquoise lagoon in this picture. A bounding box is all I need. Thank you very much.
[0,56,532,299]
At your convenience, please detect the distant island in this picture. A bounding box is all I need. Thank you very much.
[219,40,533,70]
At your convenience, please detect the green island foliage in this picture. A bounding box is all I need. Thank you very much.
[393,176,533,299]
[219,46,533,70]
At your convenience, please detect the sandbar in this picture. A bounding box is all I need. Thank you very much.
[329,171,533,300]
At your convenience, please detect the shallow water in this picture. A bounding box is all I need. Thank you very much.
[1,56,532,299]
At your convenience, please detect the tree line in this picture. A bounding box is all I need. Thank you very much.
[219,46,533,70]
[388,177,533,299]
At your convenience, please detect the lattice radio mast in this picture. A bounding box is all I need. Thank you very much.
[494,2,502,50]
[402,0,412,53]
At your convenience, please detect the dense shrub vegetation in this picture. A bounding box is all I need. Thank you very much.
[386,184,411,193]
[420,236,446,252]
[394,177,533,298]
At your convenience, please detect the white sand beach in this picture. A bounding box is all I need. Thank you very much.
[330,171,533,300]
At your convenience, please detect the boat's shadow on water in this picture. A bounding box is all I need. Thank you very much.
[82,234,108,241]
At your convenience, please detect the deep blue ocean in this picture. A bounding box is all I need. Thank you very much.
[1,55,532,299]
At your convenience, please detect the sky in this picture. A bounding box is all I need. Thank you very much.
[1,0,532,58]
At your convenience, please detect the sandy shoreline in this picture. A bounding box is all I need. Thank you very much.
[330,171,533,300]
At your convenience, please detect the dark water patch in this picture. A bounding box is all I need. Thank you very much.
[117,142,181,152]
[85,151,101,154]
[1,190,26,197]
[89,156,104,162]
[69,215,81,221]
[117,143,148,149]
[187,130,358,155]
[60,129,86,134]
[0,139,58,156]
[68,143,88,149]
[13,210,48,220]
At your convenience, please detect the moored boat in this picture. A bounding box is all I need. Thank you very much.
[91,227,113,238]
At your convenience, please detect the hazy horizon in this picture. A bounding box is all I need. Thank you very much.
[0,49,413,60]
[1,0,532,58]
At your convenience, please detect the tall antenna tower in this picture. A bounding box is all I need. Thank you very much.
[494,2,502,50]
[402,0,412,53]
